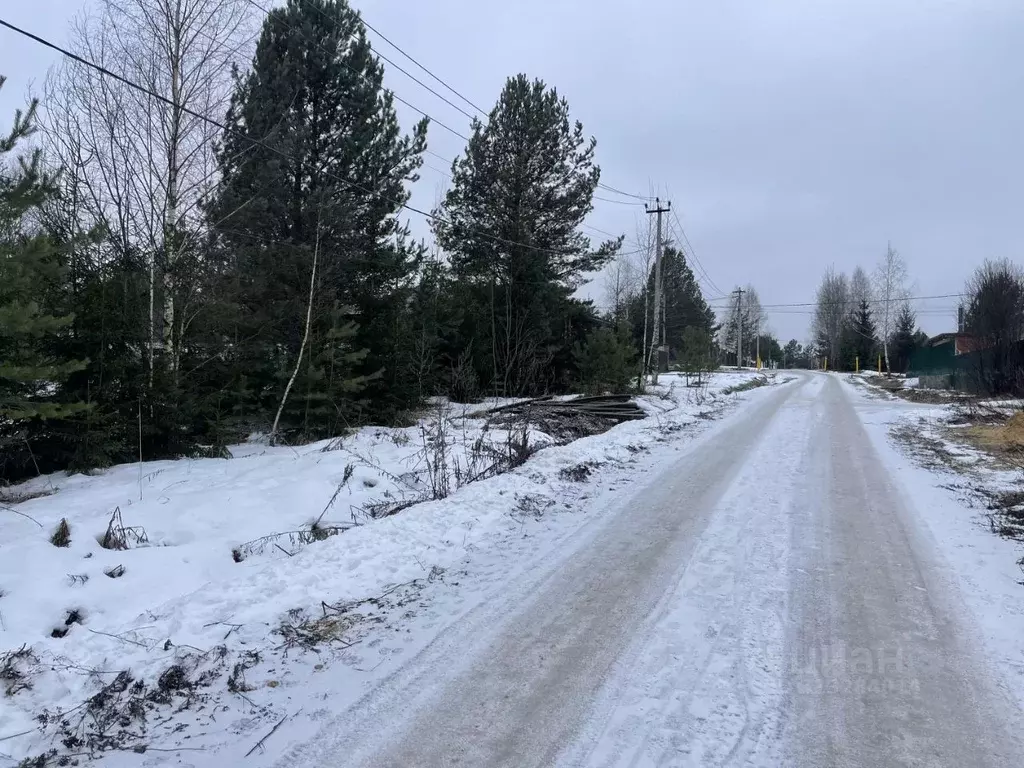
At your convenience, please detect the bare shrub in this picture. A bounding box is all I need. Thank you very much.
[31,647,227,760]
[50,518,71,547]
[559,462,602,482]
[0,486,56,505]
[98,507,148,550]
[275,607,358,654]
[227,650,260,693]
[232,523,350,562]
[419,401,454,501]
[513,493,555,520]
[1,645,38,696]
[722,376,768,395]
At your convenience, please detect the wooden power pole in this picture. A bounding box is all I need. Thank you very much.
[646,197,671,384]
[733,287,745,368]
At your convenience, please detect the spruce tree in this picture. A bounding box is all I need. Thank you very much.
[0,84,86,478]
[207,0,428,438]
[892,304,918,374]
[849,299,878,370]
[630,245,715,364]
[783,339,804,368]
[573,324,638,394]
[432,74,618,396]
[754,333,783,367]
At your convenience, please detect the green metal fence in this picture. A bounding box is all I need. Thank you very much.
[908,343,957,377]
[909,339,1024,395]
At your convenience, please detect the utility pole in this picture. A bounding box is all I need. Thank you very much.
[733,287,745,368]
[755,315,761,370]
[646,197,671,384]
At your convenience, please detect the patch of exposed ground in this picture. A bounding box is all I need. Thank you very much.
[957,412,1024,470]
[891,406,1024,563]
[857,374,967,404]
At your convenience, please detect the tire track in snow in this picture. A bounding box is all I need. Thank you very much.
[783,376,1024,767]
[284,379,803,768]
[559,375,821,768]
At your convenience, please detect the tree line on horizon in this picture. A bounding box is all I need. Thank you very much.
[804,248,1023,393]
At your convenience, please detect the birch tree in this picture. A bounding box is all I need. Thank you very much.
[873,243,908,374]
[632,214,656,371]
[812,268,850,370]
[718,285,765,366]
[603,245,639,326]
[44,0,254,382]
[850,265,873,308]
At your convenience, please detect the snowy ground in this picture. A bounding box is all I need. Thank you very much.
[0,371,773,766]
[8,370,1022,767]
[266,372,1024,768]
[848,374,1024,719]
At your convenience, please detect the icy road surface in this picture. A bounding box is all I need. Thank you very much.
[283,374,1024,768]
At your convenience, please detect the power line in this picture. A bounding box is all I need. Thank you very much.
[661,184,723,296]
[237,0,472,142]
[664,215,720,297]
[0,16,634,262]
[209,223,645,280]
[289,0,478,123]
[249,1,658,212]
[299,0,656,204]
[593,194,647,207]
[414,164,648,239]
[356,12,487,117]
[582,223,622,239]
[706,293,965,309]
[596,182,652,201]
[668,207,725,297]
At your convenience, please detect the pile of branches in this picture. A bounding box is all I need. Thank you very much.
[484,394,645,442]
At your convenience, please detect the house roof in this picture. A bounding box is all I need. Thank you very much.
[927,332,962,346]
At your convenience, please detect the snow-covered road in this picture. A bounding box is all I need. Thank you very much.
[276,372,1024,767]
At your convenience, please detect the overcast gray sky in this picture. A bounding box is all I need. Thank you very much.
[2,0,1022,343]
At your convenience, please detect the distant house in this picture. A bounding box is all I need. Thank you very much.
[924,332,985,355]
[908,332,982,386]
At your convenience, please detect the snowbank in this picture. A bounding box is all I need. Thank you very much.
[0,372,772,763]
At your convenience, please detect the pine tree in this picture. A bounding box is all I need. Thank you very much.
[848,299,878,370]
[964,260,1024,394]
[679,326,714,381]
[573,324,638,394]
[432,74,618,396]
[891,304,918,374]
[207,0,428,437]
[0,84,87,479]
[755,333,783,367]
[783,339,804,368]
[629,245,715,365]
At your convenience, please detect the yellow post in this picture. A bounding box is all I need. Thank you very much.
[824,357,828,372]
[855,355,860,373]
[878,354,882,373]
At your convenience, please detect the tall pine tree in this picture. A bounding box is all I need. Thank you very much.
[207,0,428,439]
[432,74,618,396]
[892,304,919,374]
[847,299,878,370]
[629,244,715,365]
[0,84,86,480]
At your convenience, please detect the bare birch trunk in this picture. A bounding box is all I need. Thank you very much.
[163,32,182,380]
[271,224,321,444]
